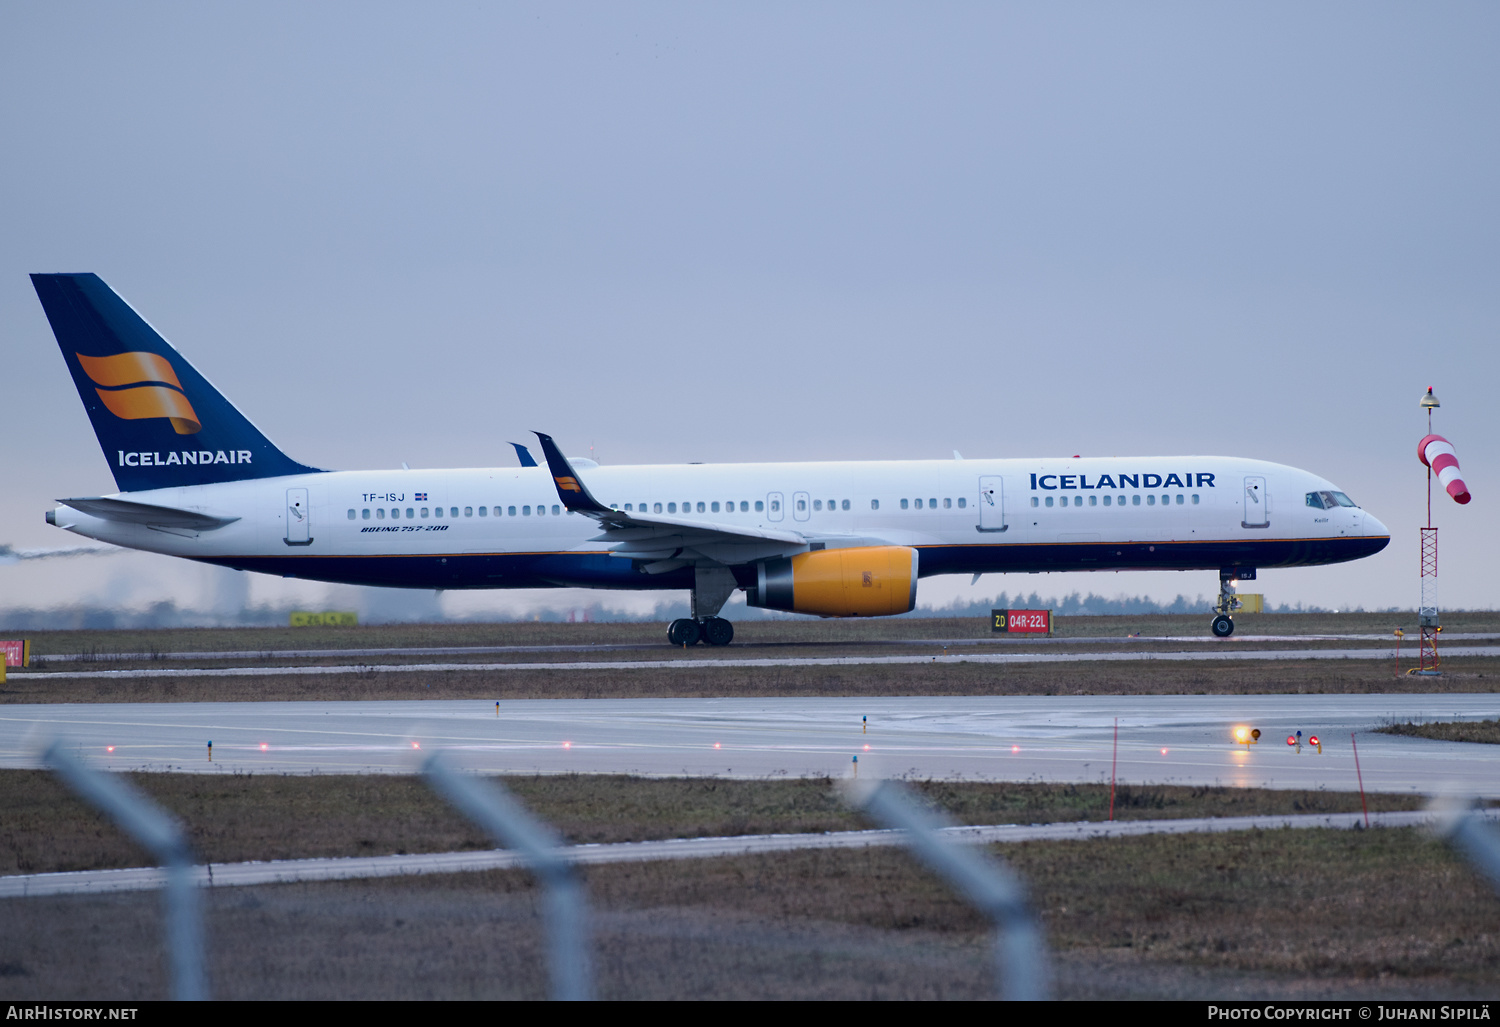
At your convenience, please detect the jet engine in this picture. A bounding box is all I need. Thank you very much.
[747,546,919,617]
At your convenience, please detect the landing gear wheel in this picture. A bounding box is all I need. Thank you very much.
[1211,614,1234,638]
[702,617,734,647]
[667,618,702,646]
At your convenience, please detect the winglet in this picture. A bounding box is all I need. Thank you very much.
[533,432,611,514]
[509,442,538,468]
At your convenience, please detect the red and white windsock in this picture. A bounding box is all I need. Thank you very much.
[1418,434,1471,504]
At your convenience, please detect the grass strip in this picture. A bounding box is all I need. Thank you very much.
[2,828,1495,999]
[1376,719,1500,744]
[0,770,1423,875]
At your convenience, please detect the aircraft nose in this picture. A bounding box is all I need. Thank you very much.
[1363,511,1390,538]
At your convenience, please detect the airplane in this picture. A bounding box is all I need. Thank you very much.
[31,273,1391,645]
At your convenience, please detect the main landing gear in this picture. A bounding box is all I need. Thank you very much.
[668,566,739,647]
[1210,567,1252,638]
[668,616,735,647]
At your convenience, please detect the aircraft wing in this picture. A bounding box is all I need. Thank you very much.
[533,432,884,569]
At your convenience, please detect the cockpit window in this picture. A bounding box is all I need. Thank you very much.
[1307,490,1359,510]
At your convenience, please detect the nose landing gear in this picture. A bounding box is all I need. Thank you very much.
[1210,567,1254,638]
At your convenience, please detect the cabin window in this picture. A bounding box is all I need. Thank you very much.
[654,503,663,513]
[347,509,355,520]
[741,501,750,512]
[1102,496,1111,506]
[1147,495,1156,506]
[477,507,486,517]
[1132,495,1141,506]
[710,501,719,513]
[552,505,561,515]
[813,500,822,511]
[871,499,880,510]
[450,507,458,517]
[377,508,386,519]
[1045,496,1054,507]
[507,506,516,516]
[421,508,429,518]
[623,504,633,511]
[914,498,923,510]
[901,499,909,510]
[842,499,850,511]
[929,498,937,509]
[461,506,470,517]
[1089,495,1097,507]
[696,502,706,513]
[1030,497,1038,508]
[796,499,806,512]
[362,509,371,519]
[1192,494,1200,504]
[943,498,952,509]
[390,508,399,519]
[755,500,764,512]
[667,502,677,513]
[522,505,531,516]
[1175,494,1184,505]
[957,497,966,509]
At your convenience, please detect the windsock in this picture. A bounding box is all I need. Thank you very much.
[1418,434,1471,504]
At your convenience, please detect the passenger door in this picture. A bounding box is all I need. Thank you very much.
[285,487,313,545]
[977,476,1007,533]
[792,491,811,522]
[1241,476,1269,529]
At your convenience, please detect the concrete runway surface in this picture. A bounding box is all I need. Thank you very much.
[3,694,1498,795]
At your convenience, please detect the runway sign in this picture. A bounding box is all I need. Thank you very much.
[992,609,1051,634]
[289,611,358,627]
[0,640,31,667]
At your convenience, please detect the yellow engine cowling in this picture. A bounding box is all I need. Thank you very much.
[748,546,919,617]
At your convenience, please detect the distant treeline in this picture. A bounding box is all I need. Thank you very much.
[0,591,1413,630]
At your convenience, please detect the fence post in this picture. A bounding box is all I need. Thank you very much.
[1429,797,1500,894]
[421,752,592,1000]
[843,779,1049,1000]
[40,740,208,1001]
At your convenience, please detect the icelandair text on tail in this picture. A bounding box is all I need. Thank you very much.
[118,449,250,467]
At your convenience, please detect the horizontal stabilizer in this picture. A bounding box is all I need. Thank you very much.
[56,497,240,531]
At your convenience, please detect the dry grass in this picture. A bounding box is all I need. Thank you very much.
[15,611,1500,660]
[0,770,1425,876]
[2,829,1496,999]
[5,655,1499,705]
[1376,719,1500,745]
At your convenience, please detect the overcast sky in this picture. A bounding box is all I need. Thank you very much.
[2,2,1495,621]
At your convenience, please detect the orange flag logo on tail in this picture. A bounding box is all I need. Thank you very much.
[76,352,201,435]
[554,476,583,493]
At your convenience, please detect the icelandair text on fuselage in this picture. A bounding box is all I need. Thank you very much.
[118,449,251,468]
[1208,1009,1490,1021]
[7,1009,137,1020]
[1031,472,1216,491]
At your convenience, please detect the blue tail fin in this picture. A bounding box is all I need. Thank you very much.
[32,274,321,491]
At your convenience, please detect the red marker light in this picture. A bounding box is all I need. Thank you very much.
[260,743,269,751]
[563,741,571,749]
[863,744,870,751]
[713,742,721,749]
[106,746,115,753]
[1011,745,1020,753]
[1309,735,1320,746]
[1287,736,1296,746]
[411,742,420,749]
[1160,748,1168,755]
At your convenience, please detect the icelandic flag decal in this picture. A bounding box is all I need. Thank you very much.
[415,492,428,501]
